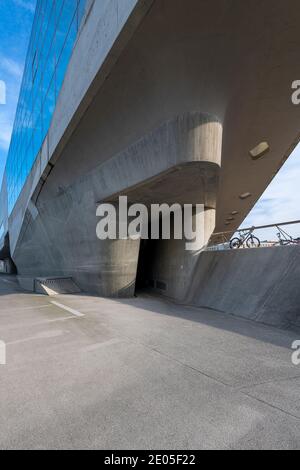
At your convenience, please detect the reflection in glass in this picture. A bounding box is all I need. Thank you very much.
[4,0,87,214]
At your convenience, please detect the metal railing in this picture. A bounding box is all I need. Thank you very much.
[208,219,300,251]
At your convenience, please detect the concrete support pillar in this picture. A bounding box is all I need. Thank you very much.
[99,238,141,298]
[73,237,141,298]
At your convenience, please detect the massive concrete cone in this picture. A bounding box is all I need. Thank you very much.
[5,0,300,301]
[13,113,222,298]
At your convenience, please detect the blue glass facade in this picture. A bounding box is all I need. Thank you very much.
[5,0,87,214]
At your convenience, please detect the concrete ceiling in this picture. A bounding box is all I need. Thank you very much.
[41,0,300,242]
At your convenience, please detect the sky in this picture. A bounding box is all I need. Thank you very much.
[0,0,36,179]
[0,0,299,242]
[242,147,300,241]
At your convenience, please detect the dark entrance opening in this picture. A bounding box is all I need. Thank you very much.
[135,217,169,296]
[135,239,157,293]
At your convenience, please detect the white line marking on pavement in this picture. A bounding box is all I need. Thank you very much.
[8,330,65,346]
[83,339,121,352]
[51,301,85,317]
[0,304,51,312]
[2,316,80,333]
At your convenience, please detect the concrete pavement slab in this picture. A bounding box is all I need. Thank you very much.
[0,275,299,449]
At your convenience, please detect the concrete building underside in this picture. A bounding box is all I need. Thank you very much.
[1,0,300,302]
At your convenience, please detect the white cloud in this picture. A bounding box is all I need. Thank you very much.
[0,118,13,151]
[13,0,35,13]
[0,57,23,79]
[0,56,24,156]
[241,147,300,240]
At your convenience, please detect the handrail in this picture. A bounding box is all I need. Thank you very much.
[212,219,300,238]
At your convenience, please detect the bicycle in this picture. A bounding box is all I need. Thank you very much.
[230,229,261,250]
[276,227,300,246]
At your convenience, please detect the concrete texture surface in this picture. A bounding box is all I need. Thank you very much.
[12,113,221,298]
[187,246,300,331]
[3,0,300,299]
[0,274,299,450]
[0,174,8,252]
[6,0,153,256]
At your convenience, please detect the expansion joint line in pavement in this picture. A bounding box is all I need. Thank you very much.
[239,391,300,421]
[108,330,300,422]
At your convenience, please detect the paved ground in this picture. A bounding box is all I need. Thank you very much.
[0,273,299,450]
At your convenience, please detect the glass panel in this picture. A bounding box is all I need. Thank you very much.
[3,0,87,214]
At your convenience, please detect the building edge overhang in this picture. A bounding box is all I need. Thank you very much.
[7,0,155,257]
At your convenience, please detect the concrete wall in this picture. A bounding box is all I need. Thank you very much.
[10,0,300,257]
[6,0,300,301]
[8,0,153,257]
[12,113,221,298]
[0,175,8,252]
[143,208,216,301]
[187,246,300,331]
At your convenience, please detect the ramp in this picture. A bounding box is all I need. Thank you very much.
[188,246,300,331]
[35,278,81,296]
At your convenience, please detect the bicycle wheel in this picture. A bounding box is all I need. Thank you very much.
[230,238,241,249]
[246,236,260,249]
